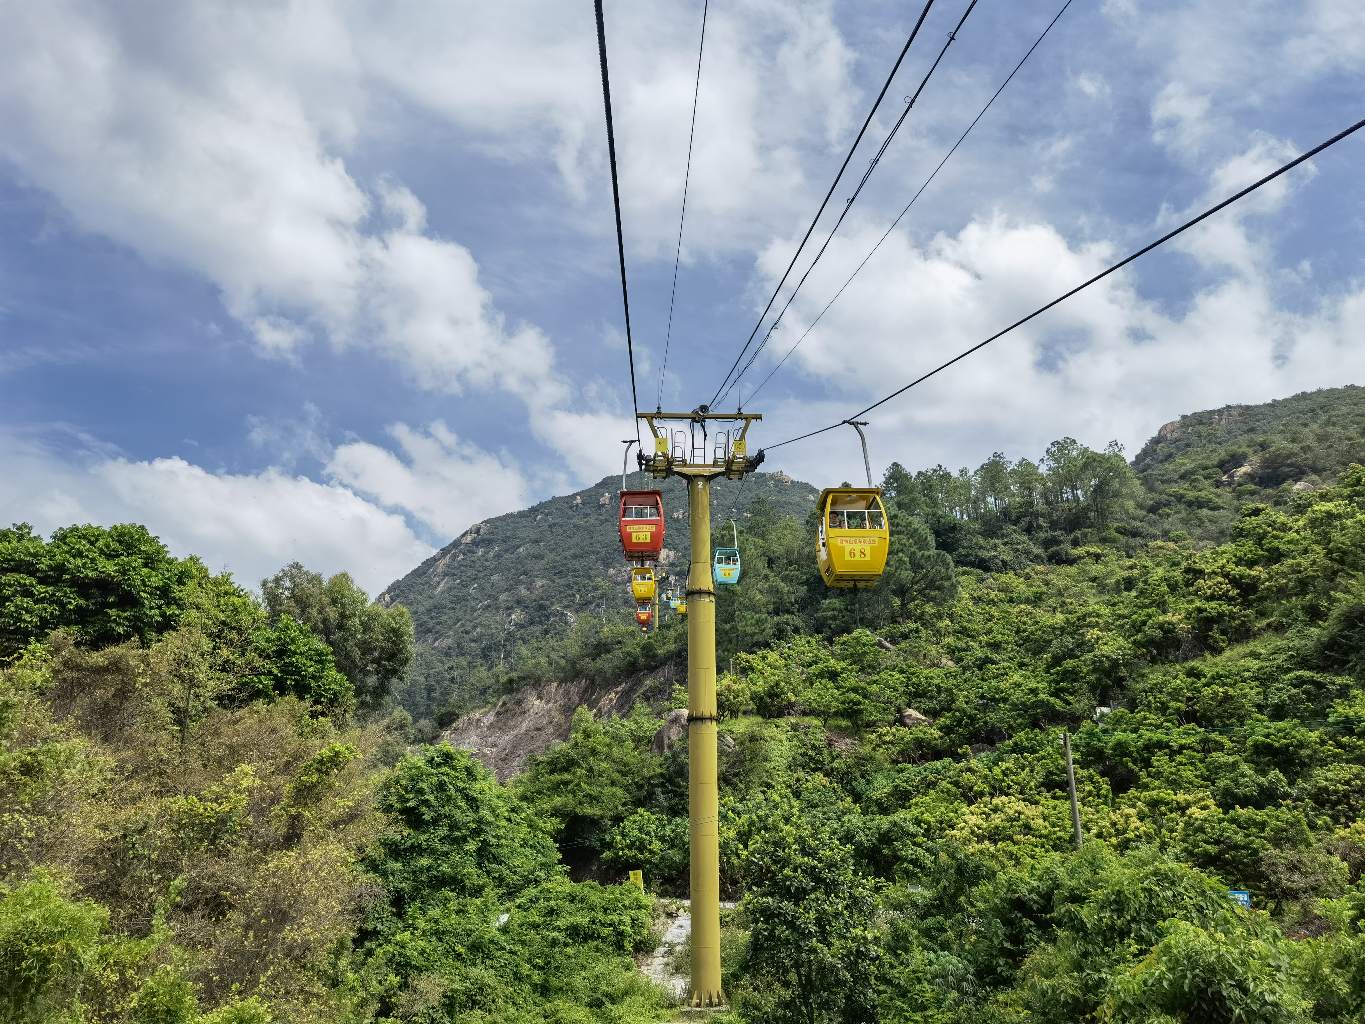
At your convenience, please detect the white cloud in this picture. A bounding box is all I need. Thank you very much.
[1287,0,1365,71]
[1073,73,1109,101]
[1172,134,1310,277]
[351,0,857,256]
[0,0,564,402]
[327,421,530,539]
[747,204,1365,481]
[532,407,639,489]
[0,431,433,595]
[246,403,331,468]
[1151,82,1214,157]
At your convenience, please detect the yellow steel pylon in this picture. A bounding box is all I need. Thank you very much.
[638,408,762,1008]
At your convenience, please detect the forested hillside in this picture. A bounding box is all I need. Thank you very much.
[381,470,818,720]
[0,525,664,1023]
[511,462,1365,1021]
[1135,386,1365,539]
[4,385,1365,1023]
[393,387,1365,729]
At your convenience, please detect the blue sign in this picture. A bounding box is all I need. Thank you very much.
[1228,889,1252,909]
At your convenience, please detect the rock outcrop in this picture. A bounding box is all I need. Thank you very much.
[442,669,675,780]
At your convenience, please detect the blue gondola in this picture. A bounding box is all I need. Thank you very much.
[713,520,742,586]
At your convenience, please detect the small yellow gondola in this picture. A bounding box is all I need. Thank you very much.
[630,566,656,603]
[816,487,889,588]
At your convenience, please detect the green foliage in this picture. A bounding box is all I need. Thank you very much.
[357,745,661,1023]
[732,812,879,1024]
[243,614,354,712]
[1102,919,1311,1023]
[0,873,107,1021]
[515,707,662,868]
[373,743,558,910]
[0,522,201,659]
[261,563,413,710]
[887,437,1142,570]
[1135,385,1365,541]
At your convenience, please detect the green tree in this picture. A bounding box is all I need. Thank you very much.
[1102,920,1311,1023]
[261,562,413,709]
[373,744,558,911]
[0,873,106,1022]
[242,615,354,712]
[0,523,201,659]
[515,707,660,866]
[738,813,879,1024]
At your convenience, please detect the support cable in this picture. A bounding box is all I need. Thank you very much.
[658,0,709,411]
[594,0,642,444]
[709,0,938,407]
[767,114,1365,451]
[718,0,978,406]
[746,0,1074,406]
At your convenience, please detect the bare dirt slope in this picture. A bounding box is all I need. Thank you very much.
[441,666,677,779]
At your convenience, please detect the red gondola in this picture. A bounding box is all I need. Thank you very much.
[635,602,654,630]
[619,490,665,561]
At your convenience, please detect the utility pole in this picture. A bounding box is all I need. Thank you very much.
[639,408,762,1009]
[1062,729,1082,850]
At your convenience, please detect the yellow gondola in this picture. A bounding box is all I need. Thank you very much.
[815,421,890,589]
[630,566,656,603]
[816,488,890,587]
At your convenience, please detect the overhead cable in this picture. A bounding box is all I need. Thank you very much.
[708,0,938,407]
[719,0,979,406]
[594,0,642,443]
[658,0,709,410]
[746,0,1074,406]
[767,114,1365,450]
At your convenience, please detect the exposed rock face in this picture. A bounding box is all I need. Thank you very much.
[1155,420,1181,444]
[898,708,933,728]
[442,670,674,780]
[652,708,689,755]
[1220,463,1256,486]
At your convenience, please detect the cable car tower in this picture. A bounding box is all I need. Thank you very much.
[638,406,762,1008]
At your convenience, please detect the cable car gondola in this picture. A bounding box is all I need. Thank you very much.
[713,519,741,586]
[816,421,890,589]
[619,490,665,561]
[630,566,656,603]
[817,488,889,588]
[635,602,654,630]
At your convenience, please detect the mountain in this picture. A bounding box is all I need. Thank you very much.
[380,470,819,718]
[387,385,1365,745]
[1135,385,1365,539]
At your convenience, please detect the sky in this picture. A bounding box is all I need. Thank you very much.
[1,0,1362,595]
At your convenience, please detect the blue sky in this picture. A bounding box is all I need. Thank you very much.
[1,0,1362,593]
